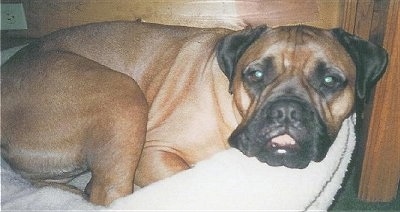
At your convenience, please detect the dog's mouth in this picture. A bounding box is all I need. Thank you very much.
[229,96,334,169]
[230,128,312,168]
[255,131,312,169]
[229,117,329,169]
[266,134,300,154]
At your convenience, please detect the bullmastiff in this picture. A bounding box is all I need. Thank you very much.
[1,21,387,205]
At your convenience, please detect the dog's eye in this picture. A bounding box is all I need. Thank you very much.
[247,70,264,82]
[323,76,337,86]
[312,62,347,97]
[322,75,342,88]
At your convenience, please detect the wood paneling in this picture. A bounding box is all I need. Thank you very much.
[341,0,358,33]
[343,0,399,202]
[16,0,341,38]
[358,0,400,202]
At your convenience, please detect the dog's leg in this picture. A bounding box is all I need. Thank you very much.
[1,50,148,205]
[83,94,148,205]
[134,148,190,187]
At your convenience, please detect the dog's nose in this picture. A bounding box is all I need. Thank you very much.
[269,100,304,125]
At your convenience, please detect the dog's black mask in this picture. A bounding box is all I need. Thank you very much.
[229,96,331,169]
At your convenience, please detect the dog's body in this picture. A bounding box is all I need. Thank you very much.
[1,21,387,205]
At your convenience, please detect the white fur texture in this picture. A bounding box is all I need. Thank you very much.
[1,114,356,210]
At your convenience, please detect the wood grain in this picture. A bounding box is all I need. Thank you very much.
[341,0,358,33]
[17,0,340,37]
[354,0,374,39]
[358,0,400,202]
[341,0,399,202]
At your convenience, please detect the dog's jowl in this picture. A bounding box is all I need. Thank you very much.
[1,22,387,205]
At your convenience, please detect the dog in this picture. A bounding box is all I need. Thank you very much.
[1,21,387,205]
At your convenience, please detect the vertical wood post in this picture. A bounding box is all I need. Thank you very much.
[358,0,400,202]
[341,0,399,202]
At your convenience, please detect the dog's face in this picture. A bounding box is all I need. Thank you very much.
[217,25,387,168]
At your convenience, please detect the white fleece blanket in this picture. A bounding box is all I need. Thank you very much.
[1,114,356,211]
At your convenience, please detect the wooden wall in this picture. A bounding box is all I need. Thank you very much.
[342,0,399,202]
[3,0,342,38]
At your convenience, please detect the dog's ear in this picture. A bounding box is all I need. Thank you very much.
[216,25,269,93]
[331,28,388,103]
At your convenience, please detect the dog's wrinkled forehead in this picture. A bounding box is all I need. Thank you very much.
[217,24,387,102]
[237,26,356,77]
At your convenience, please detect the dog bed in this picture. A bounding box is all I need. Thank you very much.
[1,113,356,211]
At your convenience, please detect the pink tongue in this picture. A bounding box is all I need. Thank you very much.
[271,134,296,147]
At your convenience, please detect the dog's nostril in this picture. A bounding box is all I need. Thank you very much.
[269,100,304,124]
[289,109,299,121]
[271,108,285,120]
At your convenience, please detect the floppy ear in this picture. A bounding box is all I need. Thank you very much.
[216,25,269,93]
[331,28,388,103]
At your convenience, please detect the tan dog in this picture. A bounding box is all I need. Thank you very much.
[1,21,387,205]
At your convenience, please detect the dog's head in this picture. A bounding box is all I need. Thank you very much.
[217,25,387,168]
